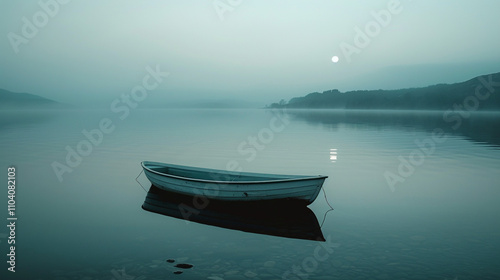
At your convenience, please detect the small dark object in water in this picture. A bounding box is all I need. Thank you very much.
[175,263,193,269]
[173,271,183,274]
[166,259,175,263]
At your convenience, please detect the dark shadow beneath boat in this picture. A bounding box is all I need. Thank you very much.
[142,185,326,242]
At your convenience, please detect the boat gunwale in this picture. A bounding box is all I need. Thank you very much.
[141,161,328,185]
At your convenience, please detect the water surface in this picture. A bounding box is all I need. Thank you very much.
[1,109,499,279]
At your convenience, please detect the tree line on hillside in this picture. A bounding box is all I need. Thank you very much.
[268,72,500,111]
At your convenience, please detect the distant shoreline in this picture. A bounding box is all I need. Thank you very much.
[268,72,500,111]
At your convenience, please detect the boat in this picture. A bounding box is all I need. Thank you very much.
[141,161,328,205]
[142,185,326,241]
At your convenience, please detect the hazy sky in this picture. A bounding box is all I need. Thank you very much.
[1,0,500,107]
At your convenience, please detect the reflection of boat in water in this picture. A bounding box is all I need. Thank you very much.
[141,161,328,205]
[142,185,326,241]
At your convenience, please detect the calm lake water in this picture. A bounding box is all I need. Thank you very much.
[1,108,499,280]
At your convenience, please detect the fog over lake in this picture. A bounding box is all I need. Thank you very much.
[1,1,500,279]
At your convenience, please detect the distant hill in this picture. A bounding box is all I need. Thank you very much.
[0,89,64,109]
[268,72,500,110]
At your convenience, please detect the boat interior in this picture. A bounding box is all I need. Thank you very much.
[150,166,287,182]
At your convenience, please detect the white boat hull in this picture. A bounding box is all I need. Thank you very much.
[141,161,328,205]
